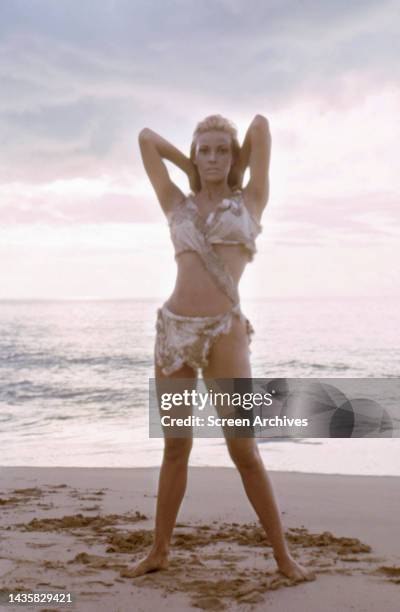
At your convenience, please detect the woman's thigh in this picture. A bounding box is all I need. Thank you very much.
[202,315,252,379]
[202,317,254,440]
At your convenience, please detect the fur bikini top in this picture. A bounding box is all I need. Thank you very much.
[166,189,262,262]
[165,189,263,304]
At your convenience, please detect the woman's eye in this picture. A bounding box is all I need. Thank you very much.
[199,147,228,153]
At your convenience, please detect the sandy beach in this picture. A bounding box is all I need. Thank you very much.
[0,465,399,611]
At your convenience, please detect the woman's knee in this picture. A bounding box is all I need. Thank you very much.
[227,439,261,471]
[163,437,193,463]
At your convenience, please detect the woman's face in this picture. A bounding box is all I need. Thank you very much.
[194,130,233,184]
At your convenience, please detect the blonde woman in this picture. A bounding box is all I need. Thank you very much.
[134,114,315,583]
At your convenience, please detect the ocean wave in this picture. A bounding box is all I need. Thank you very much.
[0,381,132,403]
[274,360,351,371]
[0,351,140,370]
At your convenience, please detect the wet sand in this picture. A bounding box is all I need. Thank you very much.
[0,466,399,611]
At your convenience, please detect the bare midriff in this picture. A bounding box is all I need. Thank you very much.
[165,244,249,316]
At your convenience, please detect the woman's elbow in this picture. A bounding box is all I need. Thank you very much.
[138,127,153,142]
[251,115,269,130]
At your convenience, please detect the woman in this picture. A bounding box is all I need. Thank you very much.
[134,114,315,583]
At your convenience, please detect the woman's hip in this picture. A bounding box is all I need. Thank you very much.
[154,301,254,377]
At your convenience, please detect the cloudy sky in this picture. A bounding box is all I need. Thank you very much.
[1,0,399,299]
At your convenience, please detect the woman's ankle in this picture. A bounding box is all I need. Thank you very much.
[150,542,169,557]
[273,546,291,562]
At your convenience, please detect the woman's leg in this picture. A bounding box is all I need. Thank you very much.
[132,361,196,577]
[202,314,315,582]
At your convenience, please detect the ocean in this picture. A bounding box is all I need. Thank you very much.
[0,297,399,475]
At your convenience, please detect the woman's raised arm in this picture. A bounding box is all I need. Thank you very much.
[138,128,196,214]
[238,115,271,214]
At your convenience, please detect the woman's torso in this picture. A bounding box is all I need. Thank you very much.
[165,189,262,316]
[166,247,248,316]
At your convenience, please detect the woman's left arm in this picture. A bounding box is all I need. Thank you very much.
[238,115,271,212]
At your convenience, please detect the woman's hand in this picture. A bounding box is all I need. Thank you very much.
[187,160,198,192]
[237,142,250,177]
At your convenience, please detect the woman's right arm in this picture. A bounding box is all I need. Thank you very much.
[138,128,195,214]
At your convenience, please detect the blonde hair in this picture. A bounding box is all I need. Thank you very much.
[189,114,242,193]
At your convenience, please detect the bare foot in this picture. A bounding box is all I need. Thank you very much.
[275,553,316,582]
[131,551,169,577]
